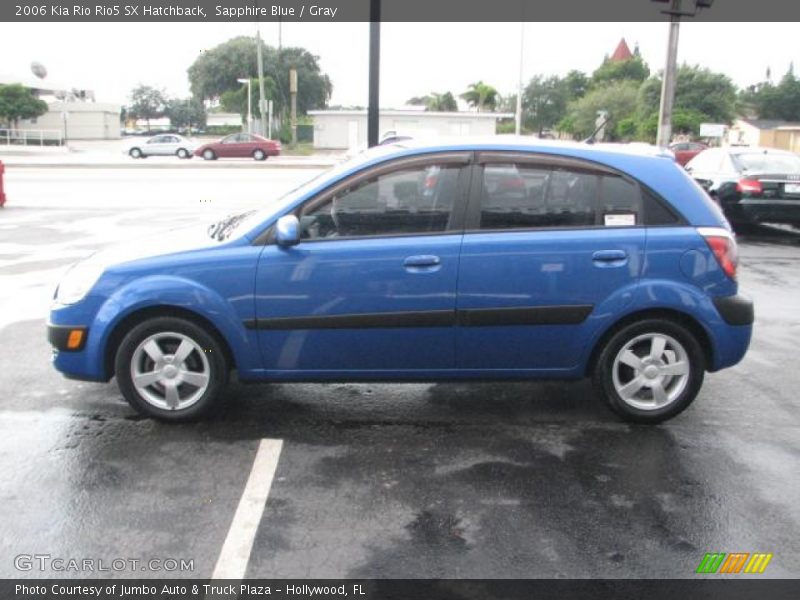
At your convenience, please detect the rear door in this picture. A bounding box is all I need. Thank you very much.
[455,152,647,372]
[253,152,471,374]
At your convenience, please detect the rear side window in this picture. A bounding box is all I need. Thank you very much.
[479,163,651,229]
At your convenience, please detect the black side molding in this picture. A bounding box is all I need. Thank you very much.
[245,305,593,331]
[457,305,593,327]
[713,294,755,326]
[248,310,456,330]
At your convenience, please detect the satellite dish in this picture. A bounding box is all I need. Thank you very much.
[31,62,47,79]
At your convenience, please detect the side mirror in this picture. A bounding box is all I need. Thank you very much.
[275,215,300,246]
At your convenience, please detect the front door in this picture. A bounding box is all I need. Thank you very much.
[456,154,647,372]
[254,153,470,374]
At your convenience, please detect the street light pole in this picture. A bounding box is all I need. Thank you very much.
[515,22,525,136]
[237,78,252,133]
[256,24,267,137]
[367,0,381,147]
[657,0,682,147]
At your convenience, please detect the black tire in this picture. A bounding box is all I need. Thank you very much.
[202,149,216,161]
[114,317,228,422]
[253,149,267,161]
[176,148,191,159]
[592,318,705,424]
[129,147,142,159]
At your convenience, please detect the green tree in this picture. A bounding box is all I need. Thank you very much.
[637,65,737,127]
[460,81,499,111]
[407,91,458,112]
[0,84,48,130]
[559,80,640,140]
[523,75,569,135]
[187,37,332,115]
[128,84,167,130]
[164,97,206,132]
[592,56,650,86]
[744,67,800,121]
[220,77,278,120]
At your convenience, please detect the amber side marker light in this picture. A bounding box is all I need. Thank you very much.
[66,329,85,350]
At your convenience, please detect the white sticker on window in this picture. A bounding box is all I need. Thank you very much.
[604,213,636,227]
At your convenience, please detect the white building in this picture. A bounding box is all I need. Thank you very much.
[309,109,514,150]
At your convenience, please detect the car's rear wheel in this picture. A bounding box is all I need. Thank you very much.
[176,148,190,159]
[253,149,267,161]
[114,317,228,421]
[592,319,705,423]
[129,147,142,158]
[202,149,216,160]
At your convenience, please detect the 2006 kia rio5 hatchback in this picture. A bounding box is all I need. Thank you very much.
[48,138,753,424]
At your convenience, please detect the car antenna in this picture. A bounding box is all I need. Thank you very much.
[584,114,612,145]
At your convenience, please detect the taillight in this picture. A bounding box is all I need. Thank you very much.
[736,178,762,194]
[698,227,738,280]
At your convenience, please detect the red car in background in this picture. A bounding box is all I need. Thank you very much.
[669,141,708,167]
[194,133,281,161]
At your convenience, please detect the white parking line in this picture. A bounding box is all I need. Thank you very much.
[212,438,283,580]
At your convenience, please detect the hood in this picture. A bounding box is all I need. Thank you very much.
[83,223,221,271]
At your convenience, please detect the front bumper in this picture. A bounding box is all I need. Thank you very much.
[47,324,88,352]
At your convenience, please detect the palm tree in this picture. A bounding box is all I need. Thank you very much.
[460,81,499,112]
[406,91,458,112]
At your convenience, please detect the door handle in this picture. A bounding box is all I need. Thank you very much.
[592,250,628,263]
[404,255,441,268]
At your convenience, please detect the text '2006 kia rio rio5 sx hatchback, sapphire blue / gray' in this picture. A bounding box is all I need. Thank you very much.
[47,138,754,424]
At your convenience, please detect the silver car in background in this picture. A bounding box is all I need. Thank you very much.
[127,134,196,159]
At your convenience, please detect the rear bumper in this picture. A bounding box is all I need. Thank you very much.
[725,198,800,225]
[713,294,754,326]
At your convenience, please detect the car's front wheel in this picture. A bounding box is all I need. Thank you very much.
[202,149,216,160]
[593,319,705,423]
[129,147,142,158]
[114,317,228,421]
[253,149,267,161]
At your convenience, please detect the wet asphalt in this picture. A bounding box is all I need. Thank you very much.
[1,172,799,580]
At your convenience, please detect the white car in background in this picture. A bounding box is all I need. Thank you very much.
[127,134,196,159]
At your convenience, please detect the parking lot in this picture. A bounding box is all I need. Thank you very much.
[1,164,799,579]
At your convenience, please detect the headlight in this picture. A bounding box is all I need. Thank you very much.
[55,262,104,305]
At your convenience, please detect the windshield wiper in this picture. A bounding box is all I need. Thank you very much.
[207,211,255,241]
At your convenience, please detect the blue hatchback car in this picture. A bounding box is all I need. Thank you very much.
[48,139,753,423]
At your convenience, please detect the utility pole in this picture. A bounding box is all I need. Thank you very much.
[515,22,525,135]
[367,0,381,147]
[256,24,267,137]
[656,0,681,147]
[653,0,713,147]
[290,68,298,146]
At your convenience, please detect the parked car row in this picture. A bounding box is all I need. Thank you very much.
[126,133,281,161]
[685,146,800,229]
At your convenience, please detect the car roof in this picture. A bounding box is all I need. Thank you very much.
[382,135,675,160]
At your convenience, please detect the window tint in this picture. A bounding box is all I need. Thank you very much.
[300,163,460,239]
[479,163,642,229]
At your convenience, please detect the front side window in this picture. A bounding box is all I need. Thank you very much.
[299,163,461,240]
[479,163,642,229]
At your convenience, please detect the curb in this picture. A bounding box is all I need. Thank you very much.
[1,161,336,170]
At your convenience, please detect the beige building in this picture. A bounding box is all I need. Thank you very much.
[726,119,800,152]
[17,101,121,140]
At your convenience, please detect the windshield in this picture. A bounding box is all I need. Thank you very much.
[216,144,407,240]
[733,151,800,174]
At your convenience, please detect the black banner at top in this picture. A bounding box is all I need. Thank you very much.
[3,0,800,22]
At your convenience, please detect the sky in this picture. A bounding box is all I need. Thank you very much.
[0,22,796,109]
